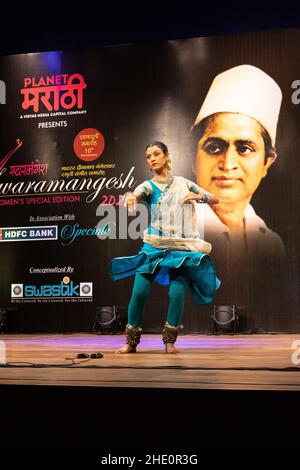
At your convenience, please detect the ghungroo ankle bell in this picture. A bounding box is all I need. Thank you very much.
[162,322,183,344]
[125,324,142,349]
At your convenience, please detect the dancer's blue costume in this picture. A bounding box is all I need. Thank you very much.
[110,176,220,328]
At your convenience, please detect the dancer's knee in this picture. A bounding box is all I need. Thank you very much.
[168,279,186,302]
[132,283,151,303]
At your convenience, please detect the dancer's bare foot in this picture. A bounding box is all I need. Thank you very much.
[115,344,136,354]
[165,343,179,354]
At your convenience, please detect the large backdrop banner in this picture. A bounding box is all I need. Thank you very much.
[0,28,299,332]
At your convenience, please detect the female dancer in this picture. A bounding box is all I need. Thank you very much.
[110,141,220,353]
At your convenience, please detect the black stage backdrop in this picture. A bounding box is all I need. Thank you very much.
[0,28,299,332]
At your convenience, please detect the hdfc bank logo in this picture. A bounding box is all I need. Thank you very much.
[0,226,58,242]
[20,74,87,113]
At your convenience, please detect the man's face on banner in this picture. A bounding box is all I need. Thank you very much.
[195,113,274,203]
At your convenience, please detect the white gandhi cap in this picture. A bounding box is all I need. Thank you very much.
[193,64,282,146]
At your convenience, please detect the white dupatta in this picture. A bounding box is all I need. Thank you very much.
[143,176,212,253]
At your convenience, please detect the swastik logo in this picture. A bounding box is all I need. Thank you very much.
[11,284,23,298]
[11,280,93,298]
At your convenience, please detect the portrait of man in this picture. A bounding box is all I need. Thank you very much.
[192,65,285,259]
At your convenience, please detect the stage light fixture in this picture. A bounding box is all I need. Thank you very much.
[93,305,122,334]
[211,305,239,334]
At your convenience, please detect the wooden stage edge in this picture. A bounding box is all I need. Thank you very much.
[0,333,300,391]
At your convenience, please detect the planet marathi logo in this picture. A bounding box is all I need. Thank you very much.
[20,74,87,113]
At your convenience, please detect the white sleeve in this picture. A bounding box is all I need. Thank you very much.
[132,180,153,198]
[185,178,213,202]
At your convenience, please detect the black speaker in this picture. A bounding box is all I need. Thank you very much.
[93,305,122,334]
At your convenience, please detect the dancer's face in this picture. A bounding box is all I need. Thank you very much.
[146,145,168,173]
[195,113,274,203]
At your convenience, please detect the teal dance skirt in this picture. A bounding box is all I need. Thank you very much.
[110,242,220,305]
